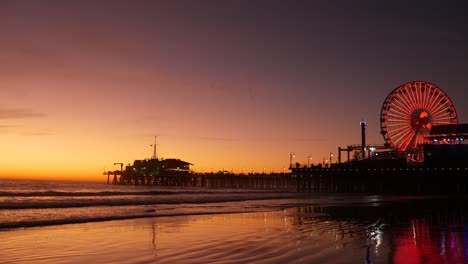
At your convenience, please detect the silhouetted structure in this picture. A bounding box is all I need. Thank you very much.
[105,83,468,194]
[423,124,468,167]
[360,121,366,159]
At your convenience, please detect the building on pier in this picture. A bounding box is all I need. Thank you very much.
[125,158,193,177]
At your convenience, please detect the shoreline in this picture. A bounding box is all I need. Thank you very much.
[1,193,457,231]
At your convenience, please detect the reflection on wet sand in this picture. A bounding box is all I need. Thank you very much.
[1,198,467,263]
[287,200,468,263]
[138,199,468,263]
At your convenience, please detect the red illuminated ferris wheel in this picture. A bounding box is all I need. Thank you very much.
[380,81,458,153]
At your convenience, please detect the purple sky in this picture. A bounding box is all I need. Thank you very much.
[1,0,467,178]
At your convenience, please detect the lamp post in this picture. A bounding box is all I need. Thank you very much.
[329,152,333,166]
[308,155,312,167]
[290,152,295,168]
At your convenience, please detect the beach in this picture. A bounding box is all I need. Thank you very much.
[1,209,375,264]
[1,179,468,263]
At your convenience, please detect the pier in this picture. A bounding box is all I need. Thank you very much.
[106,167,468,194]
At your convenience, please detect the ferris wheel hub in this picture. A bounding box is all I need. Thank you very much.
[410,110,432,130]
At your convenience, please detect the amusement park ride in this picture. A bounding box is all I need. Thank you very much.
[380,80,458,161]
[340,80,465,166]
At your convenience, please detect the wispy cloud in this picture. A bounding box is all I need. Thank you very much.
[21,131,54,136]
[0,107,46,119]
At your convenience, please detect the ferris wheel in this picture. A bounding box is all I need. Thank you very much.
[380,81,458,153]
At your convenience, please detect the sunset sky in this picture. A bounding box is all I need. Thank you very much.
[1,1,467,180]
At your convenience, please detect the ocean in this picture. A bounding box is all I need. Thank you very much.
[0,179,388,229]
[1,179,468,263]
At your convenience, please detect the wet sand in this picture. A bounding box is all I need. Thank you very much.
[2,199,467,263]
[1,209,378,263]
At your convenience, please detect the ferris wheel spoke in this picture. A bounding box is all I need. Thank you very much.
[431,94,448,110]
[387,102,412,117]
[423,88,433,111]
[415,82,421,108]
[387,113,409,121]
[402,130,417,150]
[416,82,423,108]
[433,117,454,125]
[393,127,413,140]
[387,126,413,131]
[387,118,411,125]
[392,134,406,146]
[429,94,446,113]
[425,88,440,112]
[389,131,412,143]
[386,122,413,127]
[421,83,429,109]
[421,83,428,108]
[401,85,416,111]
[430,105,448,121]
[439,116,458,122]
[432,113,451,120]
[398,131,416,151]
[407,83,420,109]
[432,109,454,120]
[403,85,419,112]
[388,95,409,110]
[422,83,432,110]
[388,126,413,140]
[430,99,451,116]
[391,98,414,116]
[387,117,411,124]
[427,94,445,114]
[387,111,411,119]
[388,127,413,137]
[417,82,425,109]
[404,84,414,108]
[395,93,413,112]
[433,121,455,126]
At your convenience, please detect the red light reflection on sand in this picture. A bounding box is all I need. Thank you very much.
[393,220,466,264]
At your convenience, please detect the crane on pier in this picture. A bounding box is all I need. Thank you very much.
[113,162,123,172]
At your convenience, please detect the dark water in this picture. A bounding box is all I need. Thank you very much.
[0,179,402,229]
